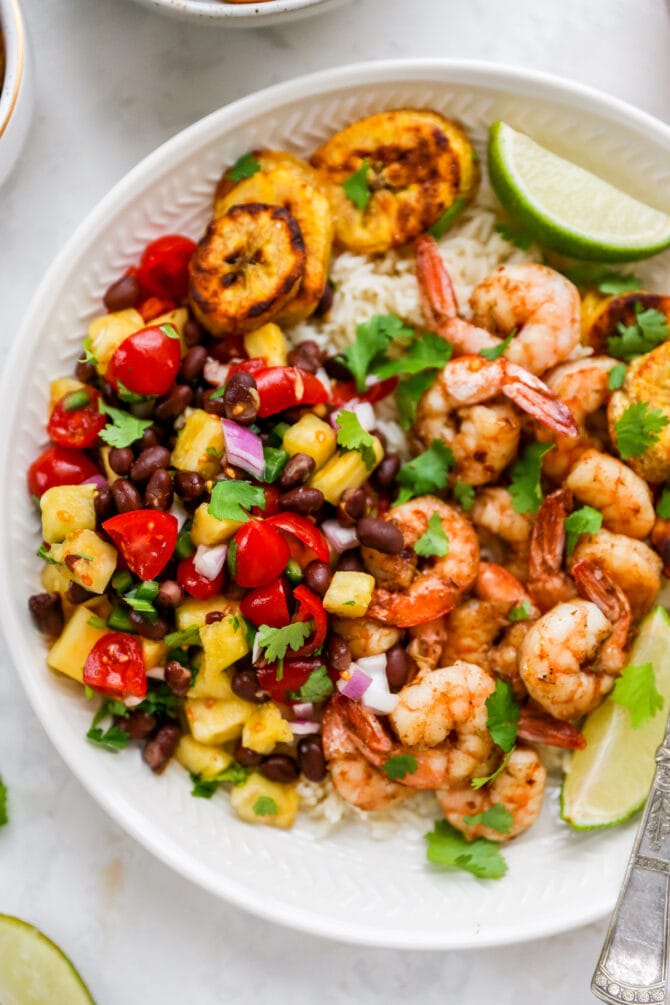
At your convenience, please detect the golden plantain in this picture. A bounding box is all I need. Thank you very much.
[310,109,479,254]
[189,203,305,337]
[214,151,333,325]
[583,291,670,352]
[608,339,670,483]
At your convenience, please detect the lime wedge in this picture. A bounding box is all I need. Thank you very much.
[561,606,670,829]
[488,121,670,262]
[0,915,94,1004]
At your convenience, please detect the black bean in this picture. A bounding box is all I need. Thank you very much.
[75,360,96,383]
[108,446,134,475]
[182,318,203,347]
[323,356,351,381]
[223,372,259,426]
[93,484,114,522]
[130,446,171,483]
[304,560,332,598]
[337,487,367,527]
[287,340,324,373]
[298,735,327,782]
[111,478,143,513]
[174,470,205,502]
[337,551,364,573]
[204,610,224,624]
[260,755,299,784]
[128,610,168,640]
[179,345,208,383]
[371,427,387,452]
[66,581,95,604]
[101,379,122,408]
[375,453,401,489]
[164,660,192,696]
[280,487,324,514]
[234,742,263,767]
[385,645,409,693]
[103,273,140,312]
[154,384,193,422]
[231,669,268,704]
[314,281,335,318]
[139,426,162,451]
[278,453,315,490]
[202,389,227,417]
[327,635,351,672]
[156,580,183,609]
[357,516,404,554]
[143,723,181,773]
[145,468,174,510]
[116,710,156,740]
[28,593,64,637]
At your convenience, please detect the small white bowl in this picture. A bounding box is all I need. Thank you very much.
[0,0,32,189]
[129,0,353,27]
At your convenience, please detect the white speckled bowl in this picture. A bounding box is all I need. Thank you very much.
[3,60,670,949]
[128,0,353,27]
[0,0,32,188]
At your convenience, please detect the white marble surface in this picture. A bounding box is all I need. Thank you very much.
[3,0,670,1001]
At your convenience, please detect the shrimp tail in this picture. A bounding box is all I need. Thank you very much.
[528,488,576,612]
[502,362,579,437]
[415,235,459,332]
[572,559,631,628]
[517,706,586,750]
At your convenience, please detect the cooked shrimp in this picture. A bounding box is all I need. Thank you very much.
[527,488,577,613]
[564,449,655,539]
[408,617,449,673]
[330,616,402,660]
[414,355,578,485]
[516,705,586,750]
[363,496,479,628]
[471,486,533,581]
[437,747,546,842]
[567,528,662,620]
[415,235,581,375]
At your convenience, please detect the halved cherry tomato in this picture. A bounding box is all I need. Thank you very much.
[256,657,324,704]
[254,367,328,418]
[254,485,281,518]
[177,554,224,600]
[231,520,290,589]
[266,513,329,564]
[331,376,398,410]
[28,445,101,497]
[239,578,290,628]
[83,632,146,699]
[137,234,196,302]
[103,510,178,581]
[47,387,106,449]
[228,357,267,377]
[107,324,181,396]
[292,584,328,657]
[137,296,177,322]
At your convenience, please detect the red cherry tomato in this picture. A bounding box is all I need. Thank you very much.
[27,445,101,497]
[177,554,224,600]
[254,485,281,518]
[331,376,398,410]
[256,657,325,704]
[231,521,290,589]
[266,513,329,564]
[137,296,177,322]
[103,510,178,581]
[292,584,328,656]
[47,387,106,449]
[83,632,147,699]
[137,234,196,302]
[107,325,182,396]
[239,578,291,628]
[254,367,328,418]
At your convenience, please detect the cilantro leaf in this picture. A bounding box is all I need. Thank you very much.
[612,663,663,729]
[462,803,514,835]
[607,303,669,361]
[614,401,669,460]
[428,196,467,240]
[396,371,438,430]
[339,314,413,392]
[227,152,261,182]
[495,221,534,250]
[335,410,377,470]
[98,401,153,449]
[452,481,475,512]
[0,776,7,827]
[424,820,507,880]
[86,723,130,751]
[394,440,455,505]
[208,480,266,522]
[560,263,642,295]
[608,362,627,390]
[117,380,154,405]
[373,332,451,379]
[472,748,514,790]
[342,161,372,212]
[288,664,334,703]
[78,337,98,366]
[138,684,182,719]
[413,511,449,558]
[256,621,311,665]
[484,680,520,753]
[381,754,418,780]
[253,795,278,816]
[657,487,670,519]
[164,625,201,648]
[508,599,532,622]
[479,329,517,362]
[190,762,249,798]
[509,442,553,515]
[564,505,603,555]
[37,544,59,565]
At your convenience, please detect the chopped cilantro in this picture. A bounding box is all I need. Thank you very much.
[335,410,377,470]
[657,487,670,519]
[613,402,669,460]
[373,332,452,379]
[227,152,261,182]
[230,615,240,633]
[462,803,513,835]
[381,754,418,780]
[208,480,266,522]
[78,337,98,366]
[560,263,643,295]
[98,401,153,449]
[472,748,514,790]
[190,762,249,798]
[342,161,372,212]
[160,323,180,341]
[117,380,154,405]
[339,314,413,392]
[86,723,130,752]
[484,680,519,753]
[209,385,227,401]
[479,329,517,362]
[428,196,467,240]
[0,776,7,827]
[608,362,627,390]
[495,221,534,250]
[564,505,603,555]
[256,621,311,668]
[607,303,669,361]
[394,440,455,506]
[62,389,91,412]
[36,544,59,565]
[396,370,438,430]
[413,512,449,558]
[508,599,532,623]
[612,663,663,729]
[452,481,475,511]
[164,625,201,648]
[287,664,334,703]
[424,820,507,879]
[138,684,182,719]
[253,795,278,817]
[509,442,554,515]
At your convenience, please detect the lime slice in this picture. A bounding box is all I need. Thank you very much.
[561,606,670,829]
[0,915,94,1005]
[488,121,670,262]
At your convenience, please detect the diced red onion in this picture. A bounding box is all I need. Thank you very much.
[322,519,359,554]
[82,474,109,491]
[290,720,321,736]
[252,632,262,665]
[357,654,387,677]
[146,665,166,681]
[336,664,372,701]
[193,543,227,581]
[124,695,144,709]
[168,499,188,531]
[361,659,398,715]
[292,702,316,719]
[314,367,332,395]
[221,418,265,479]
[203,357,229,386]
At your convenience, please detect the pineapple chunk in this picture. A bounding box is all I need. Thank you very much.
[87,308,144,373]
[151,308,189,350]
[175,596,232,630]
[188,665,234,700]
[41,562,74,597]
[243,323,288,367]
[323,571,375,618]
[190,502,242,546]
[41,563,107,622]
[229,774,299,829]
[50,529,117,595]
[185,696,255,745]
[308,437,383,505]
[176,735,232,779]
[171,410,224,478]
[40,484,97,543]
[49,377,85,415]
[142,638,167,670]
[47,605,109,683]
[242,704,293,755]
[200,616,249,673]
[99,446,120,485]
[283,413,336,470]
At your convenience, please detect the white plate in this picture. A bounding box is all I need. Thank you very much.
[128,0,352,28]
[3,60,670,950]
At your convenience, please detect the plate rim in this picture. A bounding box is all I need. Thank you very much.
[4,58,669,949]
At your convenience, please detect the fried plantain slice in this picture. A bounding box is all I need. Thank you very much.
[310,109,479,254]
[215,152,333,325]
[189,203,305,337]
[583,291,670,353]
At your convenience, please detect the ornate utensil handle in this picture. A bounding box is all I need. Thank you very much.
[592,716,670,1004]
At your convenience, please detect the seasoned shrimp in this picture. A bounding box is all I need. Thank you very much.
[415,235,581,375]
[437,747,546,842]
[471,486,533,581]
[363,496,479,628]
[408,617,449,673]
[527,488,577,613]
[330,616,402,660]
[517,705,586,750]
[565,449,655,539]
[567,528,662,620]
[414,355,578,485]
